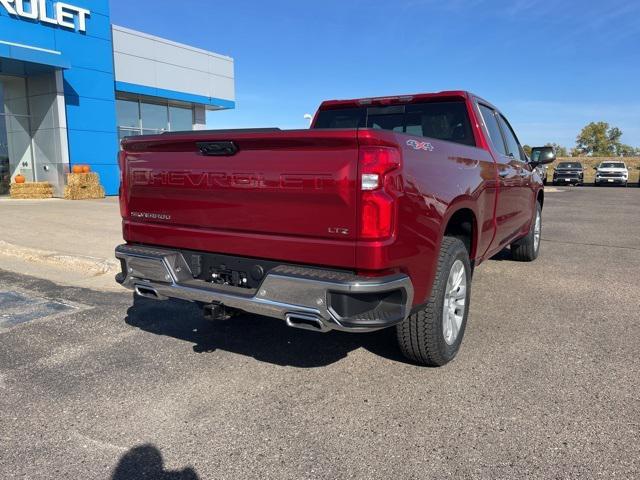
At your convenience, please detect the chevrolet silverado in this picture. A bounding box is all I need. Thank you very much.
[553,161,584,186]
[594,161,629,186]
[115,91,554,366]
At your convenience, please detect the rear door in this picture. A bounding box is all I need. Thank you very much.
[496,113,535,233]
[477,104,529,246]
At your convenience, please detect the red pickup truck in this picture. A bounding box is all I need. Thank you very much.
[115,91,555,366]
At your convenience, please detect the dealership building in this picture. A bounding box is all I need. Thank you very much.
[0,0,235,196]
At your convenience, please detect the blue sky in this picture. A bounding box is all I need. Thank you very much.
[110,0,640,149]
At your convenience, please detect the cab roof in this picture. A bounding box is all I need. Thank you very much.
[319,90,484,110]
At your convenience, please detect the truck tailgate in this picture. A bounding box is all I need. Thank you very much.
[121,129,359,266]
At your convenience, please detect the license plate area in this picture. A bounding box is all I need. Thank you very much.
[182,251,284,289]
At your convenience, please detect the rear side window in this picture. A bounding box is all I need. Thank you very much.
[479,105,507,155]
[313,100,476,146]
[403,102,475,146]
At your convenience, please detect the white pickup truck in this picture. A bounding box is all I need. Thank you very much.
[594,161,629,187]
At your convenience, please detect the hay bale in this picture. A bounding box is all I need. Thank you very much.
[66,172,101,188]
[64,172,106,200]
[10,182,54,199]
[9,193,54,199]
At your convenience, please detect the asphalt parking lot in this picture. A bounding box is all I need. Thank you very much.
[1,186,639,479]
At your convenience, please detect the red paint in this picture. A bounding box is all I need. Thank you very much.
[120,91,543,306]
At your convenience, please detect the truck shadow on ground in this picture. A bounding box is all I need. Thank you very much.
[125,295,411,368]
[111,444,199,479]
[489,247,513,261]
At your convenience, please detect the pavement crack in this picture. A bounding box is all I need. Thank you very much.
[542,238,640,251]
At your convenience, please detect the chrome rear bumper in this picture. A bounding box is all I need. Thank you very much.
[115,244,413,333]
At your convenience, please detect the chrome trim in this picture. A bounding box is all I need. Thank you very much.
[285,313,331,333]
[134,285,165,300]
[115,244,414,333]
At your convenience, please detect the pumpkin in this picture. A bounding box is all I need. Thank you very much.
[15,174,26,184]
[72,165,83,174]
[82,165,91,173]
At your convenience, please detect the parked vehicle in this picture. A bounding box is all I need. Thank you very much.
[115,91,553,366]
[594,161,628,186]
[552,161,584,185]
[535,164,548,185]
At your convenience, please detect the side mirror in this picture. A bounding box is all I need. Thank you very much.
[530,146,556,167]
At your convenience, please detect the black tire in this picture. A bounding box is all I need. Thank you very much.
[396,237,472,367]
[511,202,542,262]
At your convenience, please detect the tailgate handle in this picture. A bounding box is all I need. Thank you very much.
[197,141,238,156]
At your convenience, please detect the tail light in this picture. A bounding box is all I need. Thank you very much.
[359,146,401,240]
[118,150,128,218]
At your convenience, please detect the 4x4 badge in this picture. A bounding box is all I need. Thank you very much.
[407,139,434,151]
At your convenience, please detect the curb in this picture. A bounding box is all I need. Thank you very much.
[0,240,119,276]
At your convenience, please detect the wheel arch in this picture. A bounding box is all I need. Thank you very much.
[442,204,478,260]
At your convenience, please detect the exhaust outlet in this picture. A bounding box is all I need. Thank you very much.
[285,313,330,333]
[135,285,162,300]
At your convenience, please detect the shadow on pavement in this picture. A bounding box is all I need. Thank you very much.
[111,444,199,480]
[125,294,411,368]
[489,247,512,261]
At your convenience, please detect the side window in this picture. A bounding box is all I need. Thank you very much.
[497,115,525,161]
[479,105,506,155]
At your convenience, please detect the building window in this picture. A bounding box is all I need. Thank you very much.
[141,102,169,133]
[169,106,193,131]
[116,99,140,129]
[116,97,194,142]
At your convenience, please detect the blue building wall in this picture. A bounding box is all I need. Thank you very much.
[0,0,119,194]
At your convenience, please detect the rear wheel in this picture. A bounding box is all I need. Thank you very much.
[396,237,471,366]
[511,202,542,261]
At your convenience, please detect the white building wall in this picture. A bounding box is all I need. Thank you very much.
[112,25,235,104]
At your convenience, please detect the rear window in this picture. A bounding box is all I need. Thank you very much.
[313,101,476,146]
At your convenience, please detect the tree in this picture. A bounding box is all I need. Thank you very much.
[576,122,625,156]
[618,144,639,157]
[522,144,532,157]
[570,147,583,157]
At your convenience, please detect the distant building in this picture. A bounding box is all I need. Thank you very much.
[0,0,235,196]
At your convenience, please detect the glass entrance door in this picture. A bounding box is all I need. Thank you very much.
[0,75,34,195]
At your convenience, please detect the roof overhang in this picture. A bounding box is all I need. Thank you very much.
[0,40,70,72]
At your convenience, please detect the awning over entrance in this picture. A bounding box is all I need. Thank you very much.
[0,40,70,74]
